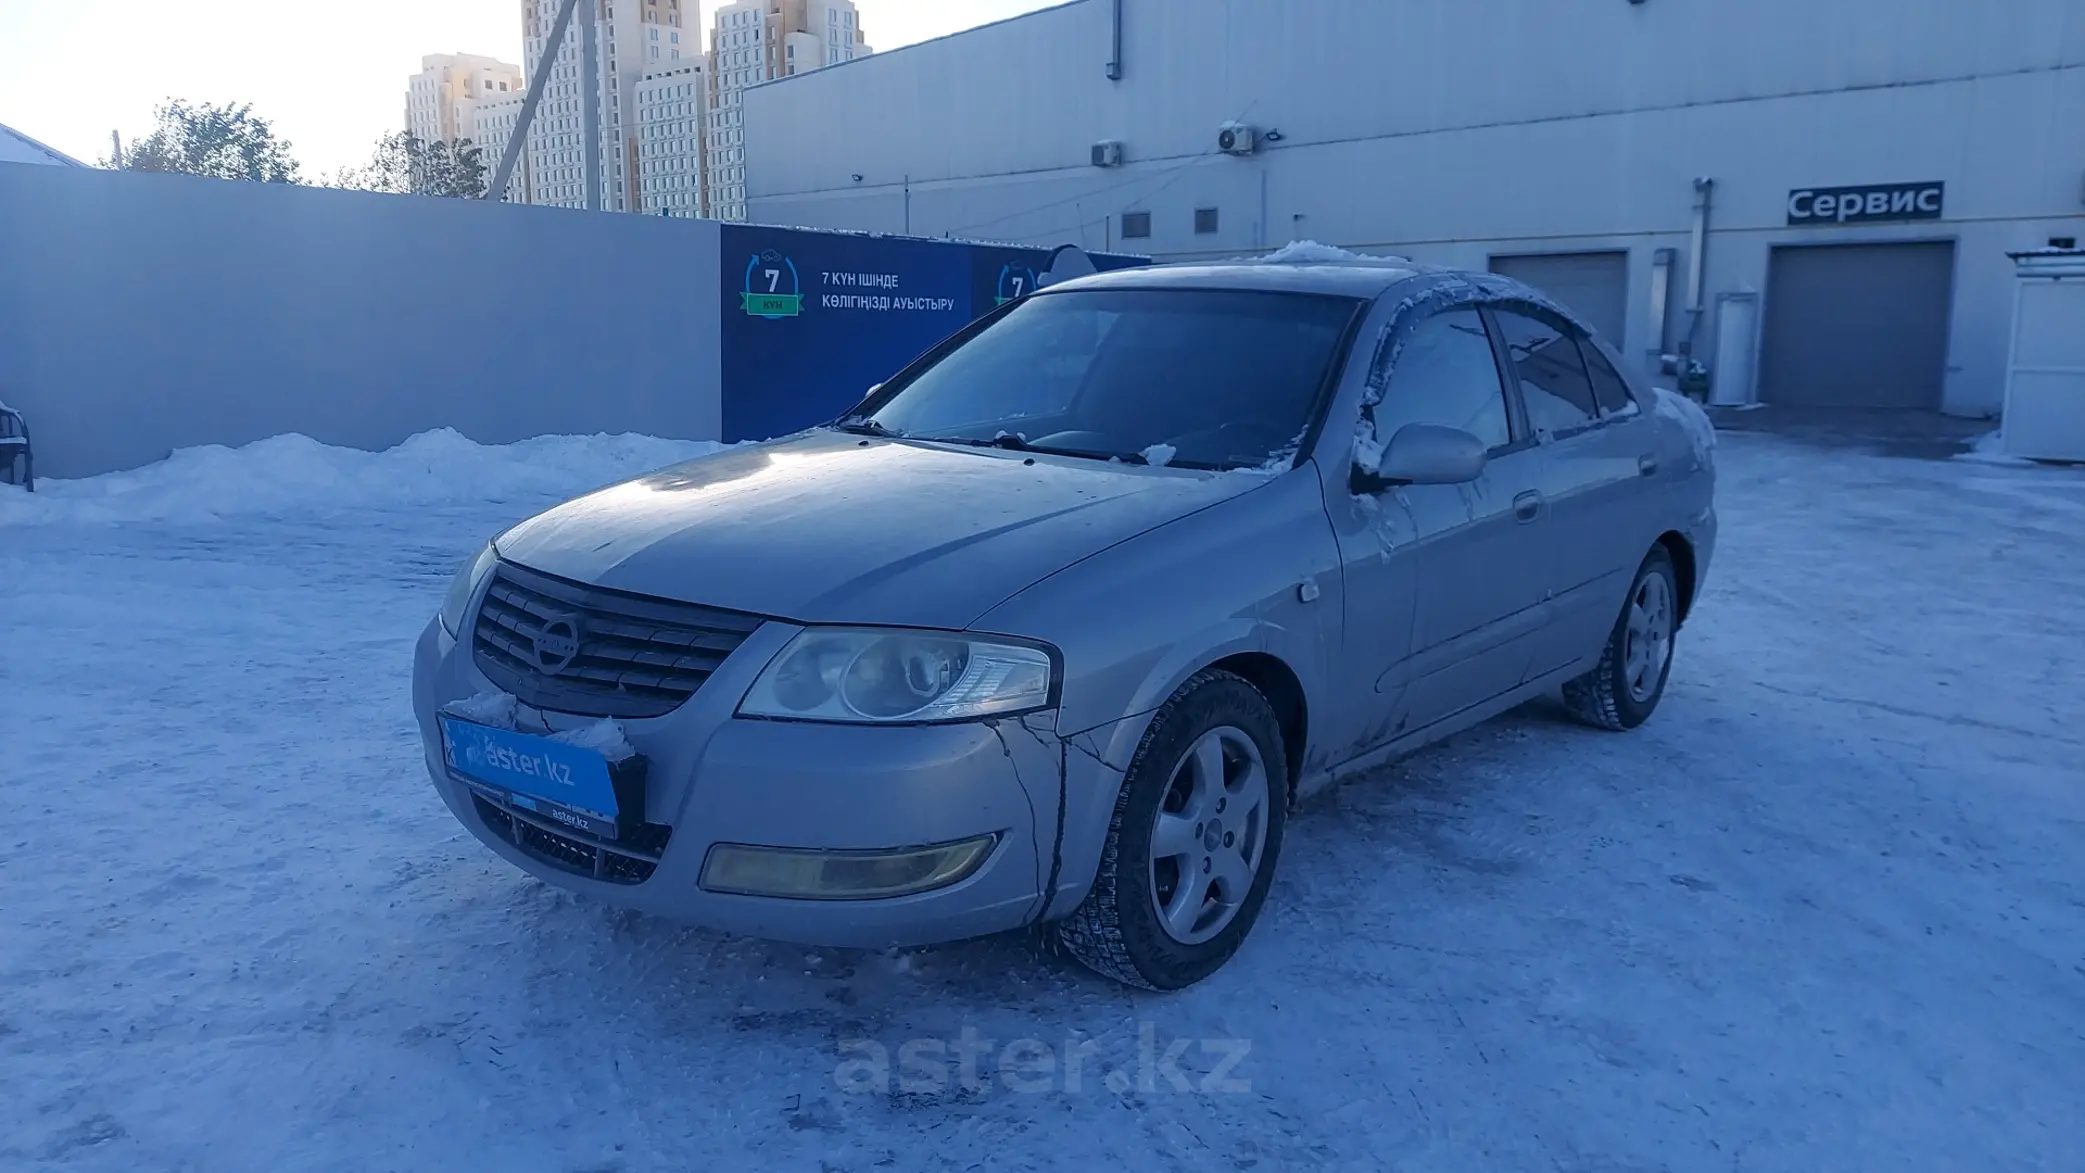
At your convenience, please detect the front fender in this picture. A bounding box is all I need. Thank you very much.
[1036,615,1323,920]
[975,470,1343,919]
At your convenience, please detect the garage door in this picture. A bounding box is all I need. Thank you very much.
[1490,251,1629,344]
[1759,242,1954,409]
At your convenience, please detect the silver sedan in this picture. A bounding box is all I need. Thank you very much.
[411,256,1718,990]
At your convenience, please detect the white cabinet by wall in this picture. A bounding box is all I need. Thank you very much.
[2003,251,2085,462]
[1710,291,1760,407]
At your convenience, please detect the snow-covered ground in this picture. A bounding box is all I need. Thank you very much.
[3,430,2083,1171]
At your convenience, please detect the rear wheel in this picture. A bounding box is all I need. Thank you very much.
[1562,546,1678,731]
[1055,670,1287,990]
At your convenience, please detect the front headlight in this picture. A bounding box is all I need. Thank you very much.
[738,628,1056,724]
[438,543,499,638]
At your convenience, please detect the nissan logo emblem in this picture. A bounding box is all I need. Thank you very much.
[532,613,583,676]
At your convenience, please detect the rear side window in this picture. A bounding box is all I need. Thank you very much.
[1580,340,1639,417]
[1372,308,1512,451]
[1494,308,1598,436]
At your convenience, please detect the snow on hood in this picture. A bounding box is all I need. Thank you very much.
[0,428,725,526]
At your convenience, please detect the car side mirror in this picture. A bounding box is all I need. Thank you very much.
[1351,424,1487,493]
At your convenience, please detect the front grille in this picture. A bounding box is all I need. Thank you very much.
[472,560,765,719]
[471,791,672,885]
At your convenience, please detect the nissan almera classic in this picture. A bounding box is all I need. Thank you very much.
[413,255,1718,990]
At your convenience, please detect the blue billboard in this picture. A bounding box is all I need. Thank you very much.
[718,225,1145,442]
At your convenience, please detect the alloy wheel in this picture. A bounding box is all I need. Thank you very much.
[1624,571,1675,703]
[1147,725,1271,946]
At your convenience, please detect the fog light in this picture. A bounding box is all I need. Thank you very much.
[700,835,997,900]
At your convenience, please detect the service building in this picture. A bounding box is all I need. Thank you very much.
[742,0,2085,416]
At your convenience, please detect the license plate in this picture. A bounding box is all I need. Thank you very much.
[440,716,626,840]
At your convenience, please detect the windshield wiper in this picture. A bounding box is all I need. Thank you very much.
[914,434,1111,463]
[832,417,901,438]
[908,434,1237,469]
[910,432,1048,453]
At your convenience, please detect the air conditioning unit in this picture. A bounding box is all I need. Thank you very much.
[1217,121,1258,156]
[1091,140,1124,168]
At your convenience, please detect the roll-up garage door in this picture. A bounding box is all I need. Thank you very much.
[1490,251,1630,345]
[1759,242,1954,409]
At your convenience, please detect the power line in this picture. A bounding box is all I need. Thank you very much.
[932,99,1263,238]
[942,151,1228,241]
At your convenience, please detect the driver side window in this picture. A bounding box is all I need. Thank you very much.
[1372,308,1512,452]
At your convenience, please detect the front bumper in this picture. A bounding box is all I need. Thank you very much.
[411,618,1067,949]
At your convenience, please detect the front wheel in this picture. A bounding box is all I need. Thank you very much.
[1562,546,1679,731]
[1054,670,1288,990]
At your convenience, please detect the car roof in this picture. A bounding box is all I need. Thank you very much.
[1048,252,1586,330]
[1058,257,1424,299]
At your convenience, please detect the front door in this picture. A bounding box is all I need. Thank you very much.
[1324,306,1553,759]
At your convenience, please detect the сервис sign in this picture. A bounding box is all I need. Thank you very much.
[1787,182,1945,226]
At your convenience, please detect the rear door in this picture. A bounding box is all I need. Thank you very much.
[1487,304,1656,676]
[1324,306,1551,755]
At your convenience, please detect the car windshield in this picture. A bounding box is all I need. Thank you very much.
[851,288,1361,470]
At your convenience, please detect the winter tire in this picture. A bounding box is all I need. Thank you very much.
[1055,669,1288,990]
[1562,545,1679,731]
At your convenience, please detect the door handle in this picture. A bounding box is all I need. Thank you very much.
[1513,491,1543,522]
[1638,454,1659,477]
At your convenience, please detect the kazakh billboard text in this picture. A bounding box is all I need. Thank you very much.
[718,225,1142,442]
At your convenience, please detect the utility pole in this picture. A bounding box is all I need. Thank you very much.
[487,0,584,203]
[109,130,123,168]
[581,0,603,211]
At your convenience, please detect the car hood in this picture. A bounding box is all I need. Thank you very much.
[494,431,1272,629]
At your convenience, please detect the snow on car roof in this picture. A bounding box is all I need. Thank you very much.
[1053,241,1568,306]
[1060,257,1424,299]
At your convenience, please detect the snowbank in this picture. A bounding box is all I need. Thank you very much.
[1954,429,2037,468]
[0,428,726,526]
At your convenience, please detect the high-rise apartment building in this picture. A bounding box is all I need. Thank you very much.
[463,92,534,201]
[635,59,708,216]
[519,0,698,212]
[705,0,868,221]
[405,53,524,147]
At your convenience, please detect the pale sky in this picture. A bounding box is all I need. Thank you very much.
[0,0,1064,177]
